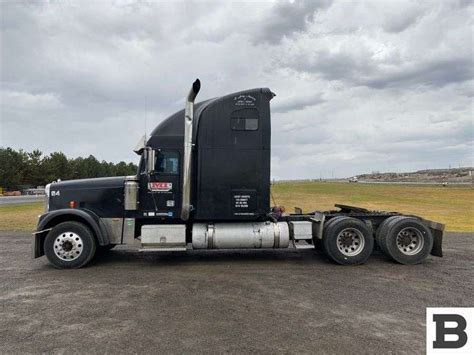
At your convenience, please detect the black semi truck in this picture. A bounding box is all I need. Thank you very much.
[33,80,444,269]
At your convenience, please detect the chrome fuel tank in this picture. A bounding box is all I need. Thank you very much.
[192,222,289,249]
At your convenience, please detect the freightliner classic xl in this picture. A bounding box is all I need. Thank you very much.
[33,80,444,268]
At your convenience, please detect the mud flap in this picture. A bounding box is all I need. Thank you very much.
[419,218,445,257]
[32,229,51,258]
[430,228,444,257]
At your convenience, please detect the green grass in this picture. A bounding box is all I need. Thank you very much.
[0,202,44,232]
[272,182,473,232]
[0,182,472,232]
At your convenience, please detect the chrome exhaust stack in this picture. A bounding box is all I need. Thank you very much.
[181,79,201,221]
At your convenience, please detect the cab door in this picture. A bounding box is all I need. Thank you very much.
[139,150,181,219]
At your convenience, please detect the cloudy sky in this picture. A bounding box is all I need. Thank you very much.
[1,0,472,179]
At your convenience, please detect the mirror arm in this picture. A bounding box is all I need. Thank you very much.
[144,147,156,175]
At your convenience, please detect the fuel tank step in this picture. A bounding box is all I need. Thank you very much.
[293,240,315,249]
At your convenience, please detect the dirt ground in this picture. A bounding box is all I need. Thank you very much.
[0,232,472,354]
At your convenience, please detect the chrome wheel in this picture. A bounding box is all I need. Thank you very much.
[336,228,365,256]
[53,232,84,261]
[396,227,424,255]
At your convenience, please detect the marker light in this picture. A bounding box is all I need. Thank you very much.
[69,201,77,209]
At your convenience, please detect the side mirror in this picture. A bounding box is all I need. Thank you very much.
[145,148,155,174]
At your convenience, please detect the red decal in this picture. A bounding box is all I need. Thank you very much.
[148,182,172,192]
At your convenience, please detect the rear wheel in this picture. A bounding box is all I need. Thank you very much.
[381,217,433,264]
[313,216,345,251]
[44,221,97,269]
[375,216,403,254]
[322,217,374,265]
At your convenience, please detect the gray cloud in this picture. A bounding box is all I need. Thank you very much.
[1,0,472,179]
[358,58,473,89]
[280,49,373,82]
[254,0,332,44]
[272,92,325,113]
[280,50,472,90]
[382,6,424,33]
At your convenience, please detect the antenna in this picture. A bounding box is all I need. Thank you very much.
[144,95,148,141]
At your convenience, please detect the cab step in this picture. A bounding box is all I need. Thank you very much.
[139,225,187,252]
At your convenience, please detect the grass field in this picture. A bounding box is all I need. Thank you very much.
[0,182,472,232]
[0,203,44,232]
[272,182,473,232]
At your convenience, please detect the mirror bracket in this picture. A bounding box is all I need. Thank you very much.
[145,147,155,175]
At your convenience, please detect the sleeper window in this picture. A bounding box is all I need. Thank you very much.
[231,108,259,131]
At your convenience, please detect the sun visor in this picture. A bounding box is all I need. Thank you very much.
[133,135,147,155]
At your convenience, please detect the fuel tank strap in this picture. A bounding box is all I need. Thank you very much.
[207,224,215,249]
[273,222,280,248]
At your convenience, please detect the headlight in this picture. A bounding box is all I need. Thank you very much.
[44,183,51,212]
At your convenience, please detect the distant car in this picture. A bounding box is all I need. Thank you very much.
[349,177,358,183]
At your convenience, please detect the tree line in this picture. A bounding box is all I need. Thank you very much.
[0,147,138,190]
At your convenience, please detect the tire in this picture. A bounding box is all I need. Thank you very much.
[375,216,404,254]
[382,217,433,265]
[322,217,374,265]
[314,216,345,252]
[323,216,346,232]
[44,221,97,269]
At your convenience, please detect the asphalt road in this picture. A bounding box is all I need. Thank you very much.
[1,232,472,354]
[0,195,45,205]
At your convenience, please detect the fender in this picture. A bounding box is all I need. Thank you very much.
[34,209,110,258]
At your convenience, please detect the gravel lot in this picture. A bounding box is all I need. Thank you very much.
[0,231,472,354]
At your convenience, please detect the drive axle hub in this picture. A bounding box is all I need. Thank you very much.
[336,228,365,257]
[396,227,424,255]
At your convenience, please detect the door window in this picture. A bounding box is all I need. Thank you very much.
[156,151,179,174]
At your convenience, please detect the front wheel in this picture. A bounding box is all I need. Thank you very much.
[323,217,374,265]
[44,221,97,269]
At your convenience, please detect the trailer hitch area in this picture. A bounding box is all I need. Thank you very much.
[334,204,370,213]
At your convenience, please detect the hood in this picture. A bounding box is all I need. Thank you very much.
[47,176,127,217]
[53,176,126,190]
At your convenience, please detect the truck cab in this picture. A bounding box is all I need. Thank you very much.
[134,84,273,223]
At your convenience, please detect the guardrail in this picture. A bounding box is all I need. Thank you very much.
[0,195,46,205]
